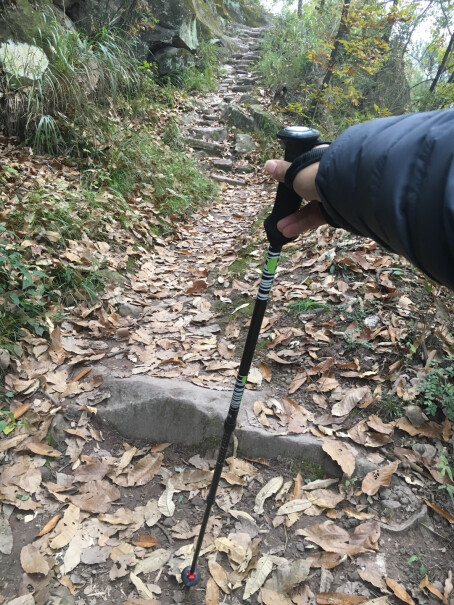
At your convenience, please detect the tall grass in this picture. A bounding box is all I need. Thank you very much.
[0,17,140,153]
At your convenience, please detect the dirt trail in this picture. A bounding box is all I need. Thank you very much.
[1,24,454,605]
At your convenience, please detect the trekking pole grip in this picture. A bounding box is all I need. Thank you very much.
[264,126,321,247]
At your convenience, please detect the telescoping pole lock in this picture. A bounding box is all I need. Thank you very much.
[181,125,321,588]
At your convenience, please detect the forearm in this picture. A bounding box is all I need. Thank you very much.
[315,110,454,290]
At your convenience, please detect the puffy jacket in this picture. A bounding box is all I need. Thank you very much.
[315,110,454,290]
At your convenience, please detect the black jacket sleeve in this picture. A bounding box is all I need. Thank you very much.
[315,109,454,290]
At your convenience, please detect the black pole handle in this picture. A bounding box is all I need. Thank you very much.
[264,126,320,247]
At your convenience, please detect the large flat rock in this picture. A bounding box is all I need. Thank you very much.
[98,375,376,478]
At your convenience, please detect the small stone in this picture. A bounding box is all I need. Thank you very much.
[163,517,176,527]
[190,496,204,506]
[236,163,255,173]
[173,590,185,603]
[413,443,437,460]
[116,327,130,339]
[348,571,361,582]
[0,348,10,370]
[118,303,142,318]
[344,518,359,529]
[70,573,83,584]
[336,581,370,597]
[189,126,228,142]
[405,405,429,427]
[235,134,256,154]
[381,499,401,509]
[185,137,223,155]
[296,542,306,553]
[81,546,109,565]
[210,174,245,186]
[433,581,444,593]
[380,488,393,499]
[364,315,380,329]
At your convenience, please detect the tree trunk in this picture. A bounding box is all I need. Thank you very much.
[297,0,303,18]
[320,0,351,90]
[429,32,454,93]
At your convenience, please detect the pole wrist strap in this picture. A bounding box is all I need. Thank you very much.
[284,144,330,190]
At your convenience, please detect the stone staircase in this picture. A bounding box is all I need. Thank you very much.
[182,24,280,186]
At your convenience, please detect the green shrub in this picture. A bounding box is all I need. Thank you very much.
[417,359,454,420]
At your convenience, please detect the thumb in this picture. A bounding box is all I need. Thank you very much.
[265,159,291,183]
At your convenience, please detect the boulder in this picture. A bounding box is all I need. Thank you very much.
[221,104,255,132]
[152,46,196,75]
[235,134,256,154]
[250,104,281,134]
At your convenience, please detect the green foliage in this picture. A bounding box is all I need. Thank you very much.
[257,0,413,136]
[417,358,454,420]
[0,409,28,435]
[181,41,222,92]
[287,298,327,313]
[98,126,217,221]
[0,17,140,152]
[406,552,427,577]
[435,453,454,505]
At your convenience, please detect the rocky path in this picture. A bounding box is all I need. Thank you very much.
[1,23,454,605]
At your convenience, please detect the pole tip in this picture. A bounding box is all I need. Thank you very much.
[181,566,201,587]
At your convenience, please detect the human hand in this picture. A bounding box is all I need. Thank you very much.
[264,145,329,238]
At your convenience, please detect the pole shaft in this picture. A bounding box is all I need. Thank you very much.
[189,244,282,574]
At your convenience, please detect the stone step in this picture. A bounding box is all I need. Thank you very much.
[236,163,255,173]
[232,85,254,92]
[185,138,224,155]
[188,126,228,142]
[196,120,218,127]
[237,77,258,85]
[235,60,255,67]
[236,24,267,31]
[203,115,219,122]
[212,159,233,172]
[210,174,246,186]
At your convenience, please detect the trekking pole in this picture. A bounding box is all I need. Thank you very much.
[182,126,321,588]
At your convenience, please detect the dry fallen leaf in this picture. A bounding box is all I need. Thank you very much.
[202,576,218,605]
[134,548,171,575]
[132,535,159,548]
[424,500,454,524]
[20,543,50,575]
[362,461,399,496]
[23,439,62,458]
[385,578,415,605]
[322,439,356,477]
[129,572,156,599]
[316,593,367,604]
[298,521,371,556]
[419,575,445,602]
[49,504,80,550]
[331,387,372,417]
[0,515,13,555]
[208,559,231,594]
[261,587,294,605]
[13,403,31,420]
[305,552,347,569]
[243,555,273,600]
[37,514,62,537]
[254,476,284,514]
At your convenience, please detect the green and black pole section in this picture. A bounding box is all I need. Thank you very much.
[182,125,321,588]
